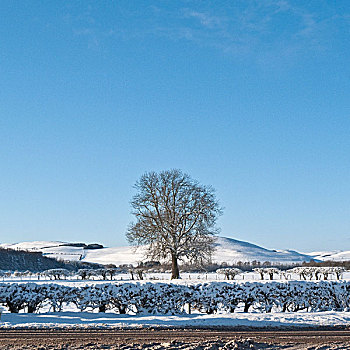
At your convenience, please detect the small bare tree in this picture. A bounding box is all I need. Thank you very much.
[216,268,242,280]
[127,169,222,279]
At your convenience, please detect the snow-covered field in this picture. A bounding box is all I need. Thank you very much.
[1,311,350,329]
[3,271,350,285]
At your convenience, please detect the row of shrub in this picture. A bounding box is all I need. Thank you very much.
[1,281,350,314]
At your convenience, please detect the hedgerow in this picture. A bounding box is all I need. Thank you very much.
[0,281,349,314]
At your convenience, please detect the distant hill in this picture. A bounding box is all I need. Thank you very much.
[308,250,350,262]
[212,237,315,264]
[1,236,317,266]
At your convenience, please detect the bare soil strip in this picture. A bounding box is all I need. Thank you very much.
[1,329,350,349]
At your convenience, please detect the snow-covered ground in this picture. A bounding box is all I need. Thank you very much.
[0,236,318,266]
[4,270,350,285]
[1,311,349,329]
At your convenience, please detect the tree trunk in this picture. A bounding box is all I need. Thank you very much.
[244,302,251,313]
[8,303,19,313]
[171,254,180,279]
[28,305,36,313]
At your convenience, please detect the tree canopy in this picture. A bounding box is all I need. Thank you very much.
[127,169,222,279]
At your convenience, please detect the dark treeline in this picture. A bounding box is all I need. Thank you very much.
[0,247,103,272]
[155,260,303,273]
[133,259,349,274]
[195,261,303,272]
[302,260,350,268]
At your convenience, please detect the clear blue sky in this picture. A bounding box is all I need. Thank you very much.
[1,1,349,252]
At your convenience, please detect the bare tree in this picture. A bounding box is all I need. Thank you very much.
[127,169,222,279]
[216,268,242,280]
[43,269,70,280]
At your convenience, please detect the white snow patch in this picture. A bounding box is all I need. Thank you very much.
[1,311,349,329]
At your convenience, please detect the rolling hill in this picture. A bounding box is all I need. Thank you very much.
[308,250,350,262]
[1,236,317,266]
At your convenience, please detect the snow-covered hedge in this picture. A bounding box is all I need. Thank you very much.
[1,281,350,314]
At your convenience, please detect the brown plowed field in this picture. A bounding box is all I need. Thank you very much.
[1,329,350,349]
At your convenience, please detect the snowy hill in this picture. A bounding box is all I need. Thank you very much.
[213,237,314,264]
[309,250,350,262]
[1,236,317,266]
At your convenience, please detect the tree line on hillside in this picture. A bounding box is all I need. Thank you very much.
[0,247,103,272]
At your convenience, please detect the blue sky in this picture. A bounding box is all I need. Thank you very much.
[1,1,349,251]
